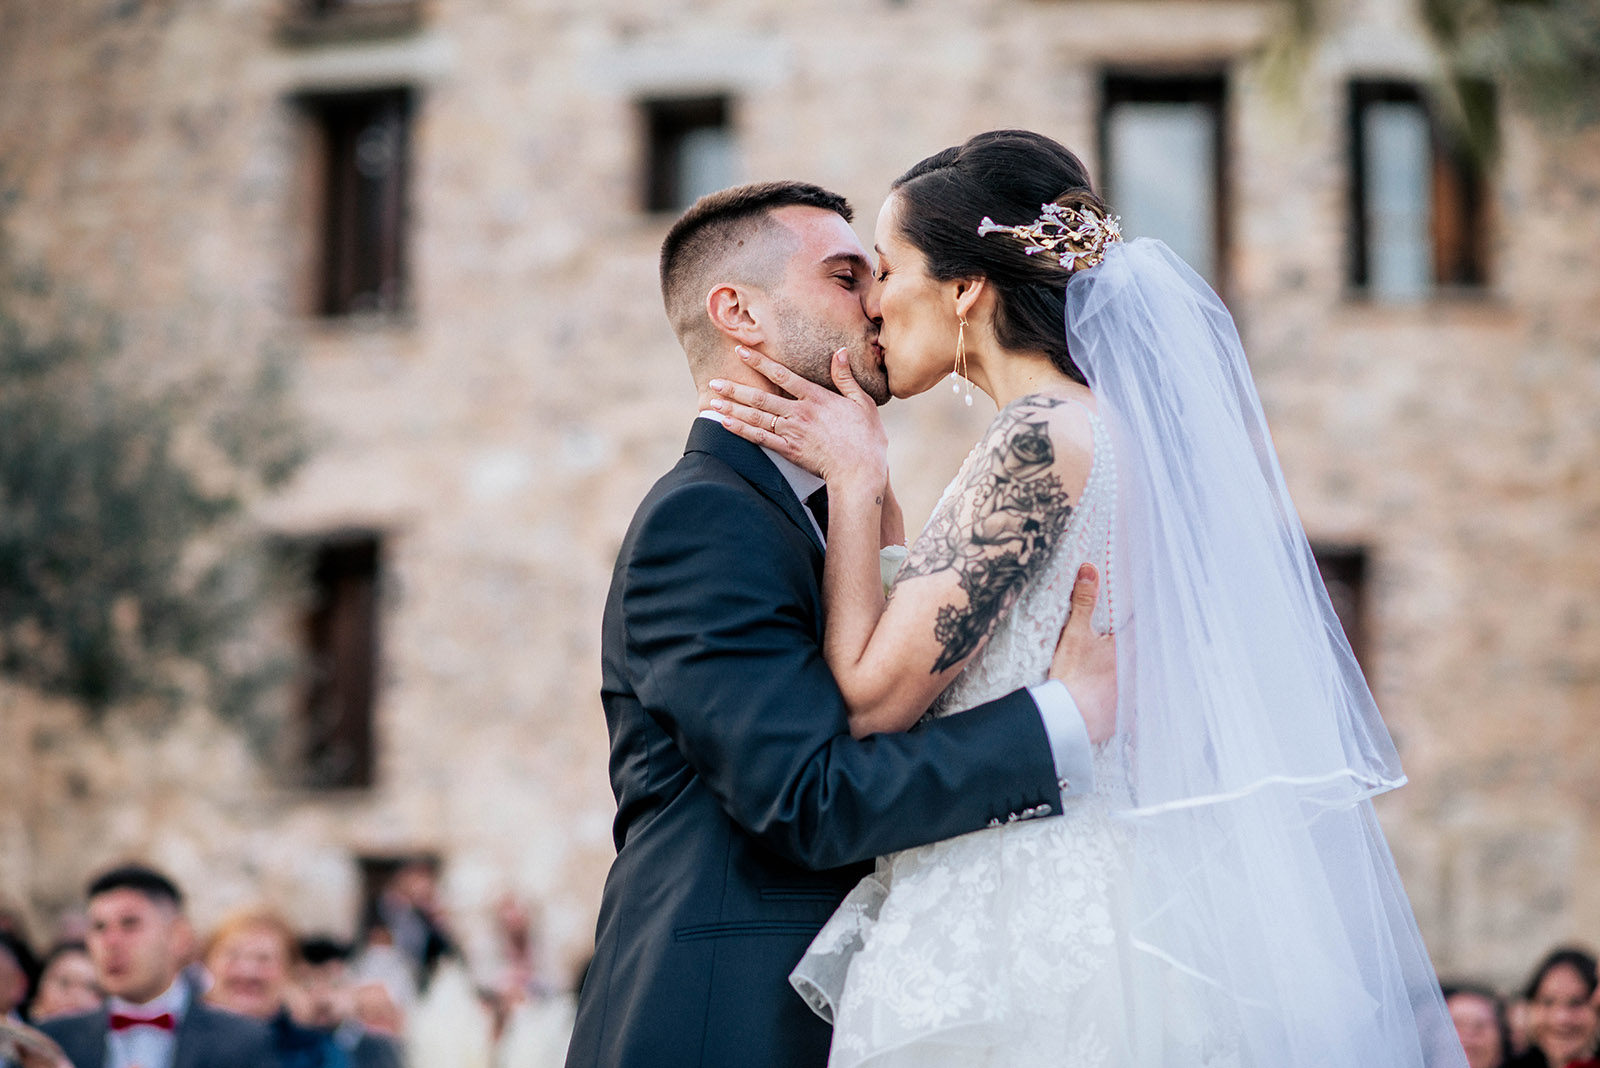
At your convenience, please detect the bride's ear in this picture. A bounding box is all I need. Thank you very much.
[953,277,987,321]
[706,282,767,346]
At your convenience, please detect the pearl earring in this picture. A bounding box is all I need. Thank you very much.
[950,315,973,406]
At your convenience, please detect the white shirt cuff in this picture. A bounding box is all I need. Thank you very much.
[1029,679,1096,800]
[879,544,908,596]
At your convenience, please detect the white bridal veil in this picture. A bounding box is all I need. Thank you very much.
[1068,238,1466,1065]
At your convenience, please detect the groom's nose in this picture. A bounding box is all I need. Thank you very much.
[861,277,882,322]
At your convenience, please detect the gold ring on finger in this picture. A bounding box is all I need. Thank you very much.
[769,413,779,433]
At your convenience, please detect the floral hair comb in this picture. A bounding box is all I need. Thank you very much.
[976,201,1122,274]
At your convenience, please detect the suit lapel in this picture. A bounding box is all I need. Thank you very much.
[169,1000,208,1068]
[59,1013,108,1068]
[684,419,825,555]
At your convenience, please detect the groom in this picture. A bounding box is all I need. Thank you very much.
[565,181,1116,1068]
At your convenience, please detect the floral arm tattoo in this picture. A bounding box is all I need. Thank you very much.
[897,398,1076,674]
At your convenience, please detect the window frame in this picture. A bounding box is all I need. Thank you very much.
[641,95,735,215]
[1347,79,1492,298]
[1312,543,1371,674]
[296,532,384,791]
[298,87,414,320]
[1098,70,1231,298]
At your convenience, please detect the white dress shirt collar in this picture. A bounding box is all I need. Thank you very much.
[697,410,825,517]
[107,975,188,1019]
[106,978,188,1068]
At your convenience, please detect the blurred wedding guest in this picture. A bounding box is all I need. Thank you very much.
[37,863,274,1068]
[203,907,347,1068]
[294,938,403,1068]
[483,895,554,1006]
[27,946,100,1024]
[405,959,491,1068]
[1445,982,1512,1068]
[1507,947,1600,1068]
[0,931,38,1023]
[362,862,453,990]
[495,956,586,1068]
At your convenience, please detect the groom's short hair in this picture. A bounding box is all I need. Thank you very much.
[660,181,853,353]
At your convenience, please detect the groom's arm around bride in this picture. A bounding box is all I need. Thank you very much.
[565,181,1114,1068]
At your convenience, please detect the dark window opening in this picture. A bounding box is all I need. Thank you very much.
[1314,544,1370,671]
[300,533,382,789]
[643,96,737,214]
[1348,80,1491,298]
[301,89,412,318]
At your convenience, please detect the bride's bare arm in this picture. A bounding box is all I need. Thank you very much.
[711,348,1095,737]
[829,397,1093,733]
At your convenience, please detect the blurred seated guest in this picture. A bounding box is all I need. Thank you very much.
[362,861,453,991]
[1507,947,1600,1068]
[0,931,38,1024]
[496,955,586,1068]
[28,946,100,1024]
[38,863,274,1068]
[405,958,489,1068]
[1445,982,1512,1068]
[203,907,346,1068]
[484,895,554,1007]
[293,938,402,1068]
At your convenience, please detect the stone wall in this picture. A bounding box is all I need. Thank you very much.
[0,0,1596,990]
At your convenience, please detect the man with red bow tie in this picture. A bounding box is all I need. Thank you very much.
[38,865,273,1068]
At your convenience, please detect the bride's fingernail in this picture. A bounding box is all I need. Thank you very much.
[736,346,752,360]
[709,379,726,392]
[710,399,725,411]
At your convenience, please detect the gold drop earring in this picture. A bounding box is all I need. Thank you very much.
[950,314,973,406]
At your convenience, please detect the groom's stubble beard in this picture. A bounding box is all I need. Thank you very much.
[771,296,889,406]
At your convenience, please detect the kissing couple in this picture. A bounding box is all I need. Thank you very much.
[567,130,1469,1068]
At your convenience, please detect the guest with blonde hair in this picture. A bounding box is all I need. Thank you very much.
[203,907,346,1068]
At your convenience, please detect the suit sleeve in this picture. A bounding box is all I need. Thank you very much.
[622,480,1063,870]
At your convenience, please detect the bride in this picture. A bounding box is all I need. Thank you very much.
[710,130,1467,1067]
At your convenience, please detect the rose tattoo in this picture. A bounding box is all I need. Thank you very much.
[898,398,1076,674]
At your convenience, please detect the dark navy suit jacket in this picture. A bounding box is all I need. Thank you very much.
[565,420,1062,1068]
[39,993,275,1068]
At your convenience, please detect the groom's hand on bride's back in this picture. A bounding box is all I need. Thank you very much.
[1050,564,1117,744]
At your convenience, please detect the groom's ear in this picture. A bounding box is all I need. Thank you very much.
[706,283,768,346]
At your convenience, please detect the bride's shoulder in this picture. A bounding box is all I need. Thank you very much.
[939,392,1097,512]
[980,390,1096,473]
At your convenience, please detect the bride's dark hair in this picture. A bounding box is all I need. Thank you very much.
[890,129,1109,386]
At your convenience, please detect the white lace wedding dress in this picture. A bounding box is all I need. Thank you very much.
[790,405,1239,1068]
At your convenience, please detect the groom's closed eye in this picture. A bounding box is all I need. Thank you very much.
[822,252,872,290]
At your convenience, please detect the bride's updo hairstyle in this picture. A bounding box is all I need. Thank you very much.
[890,129,1109,386]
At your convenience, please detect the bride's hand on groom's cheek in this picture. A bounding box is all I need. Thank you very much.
[708,346,888,489]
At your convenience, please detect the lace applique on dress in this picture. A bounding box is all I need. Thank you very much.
[791,403,1240,1068]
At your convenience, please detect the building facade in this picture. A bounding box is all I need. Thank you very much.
[1,0,1596,989]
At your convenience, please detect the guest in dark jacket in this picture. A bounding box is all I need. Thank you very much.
[202,907,347,1068]
[294,939,404,1068]
[38,863,274,1068]
[1506,947,1600,1068]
